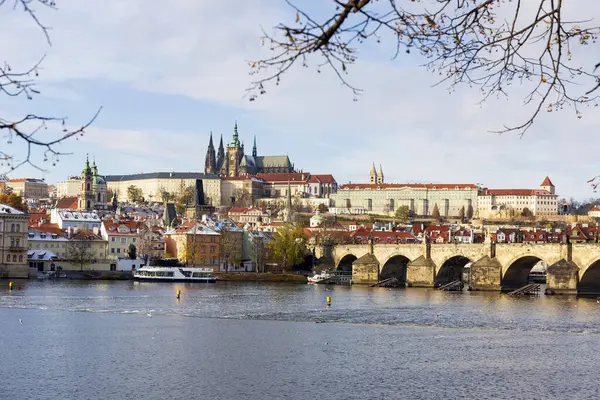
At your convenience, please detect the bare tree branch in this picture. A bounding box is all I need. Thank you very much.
[1,0,102,173]
[247,0,600,135]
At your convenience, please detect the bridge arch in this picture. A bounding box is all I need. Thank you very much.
[379,255,410,286]
[337,253,357,272]
[501,256,544,291]
[578,259,600,296]
[435,256,472,287]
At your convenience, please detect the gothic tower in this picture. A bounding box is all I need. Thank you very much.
[79,156,94,210]
[216,134,225,172]
[225,122,244,177]
[204,132,217,174]
[252,135,257,158]
[369,163,378,184]
[377,165,384,184]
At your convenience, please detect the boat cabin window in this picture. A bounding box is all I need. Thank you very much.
[181,270,192,278]
[192,272,208,278]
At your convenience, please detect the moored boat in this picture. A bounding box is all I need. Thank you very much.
[307,271,334,284]
[134,259,216,283]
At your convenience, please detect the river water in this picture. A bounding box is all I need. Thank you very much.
[2,280,600,399]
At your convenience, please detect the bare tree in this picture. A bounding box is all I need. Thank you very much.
[219,224,243,272]
[1,0,101,173]
[66,231,95,271]
[248,0,600,135]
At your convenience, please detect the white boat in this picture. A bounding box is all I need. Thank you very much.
[307,271,334,284]
[134,259,216,283]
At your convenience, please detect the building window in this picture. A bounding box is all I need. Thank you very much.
[12,255,17,262]
[6,255,9,262]
[10,238,14,248]
[117,248,121,254]
[15,224,20,233]
[111,237,115,242]
[120,238,127,244]
[19,255,23,262]
[10,224,15,232]
[111,248,115,254]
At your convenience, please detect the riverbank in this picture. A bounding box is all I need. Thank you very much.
[214,272,307,283]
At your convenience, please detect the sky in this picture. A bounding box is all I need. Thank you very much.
[0,0,599,199]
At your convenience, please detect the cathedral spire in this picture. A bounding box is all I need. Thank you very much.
[204,132,217,174]
[216,134,225,171]
[252,135,257,158]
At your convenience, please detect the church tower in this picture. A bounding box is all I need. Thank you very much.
[204,132,217,174]
[369,163,378,184]
[252,135,257,158]
[540,176,555,194]
[224,122,244,177]
[79,156,94,210]
[216,134,225,172]
[377,165,384,184]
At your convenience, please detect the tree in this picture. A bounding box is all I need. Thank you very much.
[127,243,137,260]
[1,1,101,173]
[158,187,174,203]
[431,203,441,221]
[136,224,154,264]
[66,232,95,271]
[458,206,465,222]
[0,192,27,212]
[521,207,533,218]
[248,1,600,136]
[219,224,243,272]
[317,203,329,213]
[267,223,307,272]
[395,205,412,222]
[233,188,253,208]
[181,237,204,267]
[127,185,143,203]
[467,204,474,220]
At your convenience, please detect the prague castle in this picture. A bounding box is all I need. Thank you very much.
[204,123,295,177]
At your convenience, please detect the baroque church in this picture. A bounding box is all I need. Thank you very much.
[204,123,295,177]
[78,156,109,210]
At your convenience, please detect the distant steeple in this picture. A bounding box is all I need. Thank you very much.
[91,158,98,176]
[284,181,294,223]
[82,154,92,176]
[369,163,378,184]
[377,164,384,184]
[204,132,217,174]
[231,121,241,147]
[252,135,257,158]
[216,134,225,171]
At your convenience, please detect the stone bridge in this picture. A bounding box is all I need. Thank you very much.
[320,242,600,294]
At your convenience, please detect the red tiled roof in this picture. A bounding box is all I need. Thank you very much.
[308,174,336,184]
[257,173,310,183]
[480,189,557,197]
[540,176,554,187]
[55,196,78,209]
[28,213,50,226]
[340,183,477,190]
[589,206,600,212]
[229,207,249,214]
[29,224,67,237]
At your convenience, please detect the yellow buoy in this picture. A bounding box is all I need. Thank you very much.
[176,289,181,299]
[326,296,331,306]
[9,282,13,290]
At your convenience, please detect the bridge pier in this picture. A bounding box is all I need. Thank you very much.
[545,259,579,295]
[406,256,436,287]
[351,254,380,285]
[469,256,502,291]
